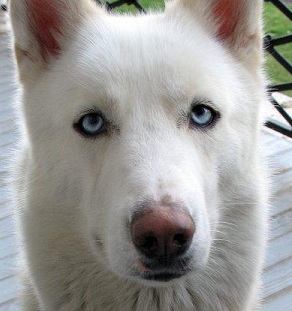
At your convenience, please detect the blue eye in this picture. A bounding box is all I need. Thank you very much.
[75,113,105,136]
[190,105,217,128]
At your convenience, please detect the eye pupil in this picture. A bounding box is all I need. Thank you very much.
[87,115,99,126]
[88,115,97,123]
[190,104,217,128]
[195,107,205,116]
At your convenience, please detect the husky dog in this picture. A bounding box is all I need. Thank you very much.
[10,0,269,310]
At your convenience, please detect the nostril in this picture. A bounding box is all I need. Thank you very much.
[173,233,188,247]
[172,232,193,256]
[139,236,158,251]
[133,234,160,258]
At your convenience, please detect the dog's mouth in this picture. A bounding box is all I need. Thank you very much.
[134,257,192,283]
[142,271,186,282]
[92,233,198,284]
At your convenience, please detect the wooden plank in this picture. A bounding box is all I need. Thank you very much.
[272,170,292,195]
[265,231,292,268]
[271,149,292,173]
[0,132,18,148]
[0,215,15,239]
[0,253,17,281]
[263,257,292,298]
[271,186,292,215]
[0,200,13,219]
[262,287,292,311]
[265,140,292,158]
[0,106,13,114]
[0,117,16,129]
[0,80,15,90]
[0,235,18,260]
[261,130,282,144]
[0,187,10,203]
[0,37,19,306]
[0,89,18,102]
[0,124,18,136]
[0,276,19,305]
[0,299,21,311]
[0,109,16,123]
[269,206,292,241]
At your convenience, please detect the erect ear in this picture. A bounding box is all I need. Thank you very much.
[10,0,100,81]
[167,0,264,72]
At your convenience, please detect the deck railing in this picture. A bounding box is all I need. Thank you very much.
[96,0,146,12]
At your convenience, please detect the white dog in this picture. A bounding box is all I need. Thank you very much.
[10,0,269,310]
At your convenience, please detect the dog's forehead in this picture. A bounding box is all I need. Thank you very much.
[65,13,240,112]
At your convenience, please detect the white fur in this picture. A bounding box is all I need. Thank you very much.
[10,0,269,310]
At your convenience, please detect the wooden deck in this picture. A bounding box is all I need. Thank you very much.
[0,25,292,311]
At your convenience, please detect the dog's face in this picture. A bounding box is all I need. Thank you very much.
[11,0,264,285]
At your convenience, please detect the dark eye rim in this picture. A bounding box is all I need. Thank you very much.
[73,112,107,138]
[189,103,220,129]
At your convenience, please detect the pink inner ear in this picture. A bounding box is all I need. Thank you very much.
[29,0,63,60]
[214,0,241,41]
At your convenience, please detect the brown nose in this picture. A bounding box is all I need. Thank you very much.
[130,206,195,261]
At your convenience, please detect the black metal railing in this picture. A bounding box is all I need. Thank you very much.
[264,0,292,138]
[95,0,146,13]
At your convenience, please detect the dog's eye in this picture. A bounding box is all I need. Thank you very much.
[190,105,217,128]
[75,113,105,136]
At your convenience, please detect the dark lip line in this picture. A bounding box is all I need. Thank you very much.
[142,257,192,270]
[142,272,185,282]
[134,254,193,281]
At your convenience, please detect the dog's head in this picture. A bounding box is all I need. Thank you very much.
[11,0,265,285]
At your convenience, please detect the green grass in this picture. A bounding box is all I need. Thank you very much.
[108,0,292,96]
[106,0,163,13]
[264,3,292,96]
